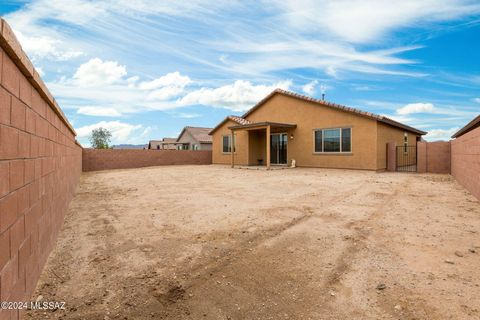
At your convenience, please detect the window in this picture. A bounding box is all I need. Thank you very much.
[314,130,322,152]
[222,135,235,153]
[403,132,408,152]
[177,145,187,150]
[341,128,351,152]
[324,129,340,152]
[314,128,351,153]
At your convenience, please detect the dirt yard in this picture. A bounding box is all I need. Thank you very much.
[25,165,480,320]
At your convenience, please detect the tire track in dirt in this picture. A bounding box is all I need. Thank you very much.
[323,174,444,319]
[357,175,445,320]
[308,175,436,319]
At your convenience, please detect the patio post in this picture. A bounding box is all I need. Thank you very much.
[231,129,235,168]
[266,125,271,170]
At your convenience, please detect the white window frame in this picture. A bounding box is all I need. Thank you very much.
[222,134,235,154]
[313,127,352,154]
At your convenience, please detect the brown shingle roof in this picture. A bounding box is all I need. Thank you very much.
[210,89,427,136]
[178,126,213,143]
[242,89,427,135]
[452,114,480,138]
[228,116,253,126]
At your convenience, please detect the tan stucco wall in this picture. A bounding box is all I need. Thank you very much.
[211,94,422,170]
[211,119,249,165]
[248,130,266,165]
[376,122,420,170]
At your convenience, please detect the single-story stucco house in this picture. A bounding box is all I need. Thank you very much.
[176,126,213,150]
[209,89,427,170]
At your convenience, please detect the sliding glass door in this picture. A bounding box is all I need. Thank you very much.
[270,133,288,165]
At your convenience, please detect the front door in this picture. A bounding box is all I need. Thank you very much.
[270,133,288,165]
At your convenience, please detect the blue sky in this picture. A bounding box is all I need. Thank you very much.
[1,0,479,146]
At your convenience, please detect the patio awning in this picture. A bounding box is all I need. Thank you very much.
[228,121,297,131]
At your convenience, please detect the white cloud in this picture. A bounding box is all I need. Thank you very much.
[14,30,83,62]
[127,76,140,86]
[175,112,201,118]
[221,40,424,78]
[179,80,292,111]
[272,0,480,43]
[302,80,318,95]
[424,127,459,141]
[325,66,338,78]
[50,66,196,114]
[75,121,150,145]
[397,102,436,115]
[139,72,192,100]
[473,98,480,103]
[77,106,122,117]
[74,58,127,86]
[146,87,186,101]
[138,72,191,90]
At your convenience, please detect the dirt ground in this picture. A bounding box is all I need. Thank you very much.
[25,165,480,320]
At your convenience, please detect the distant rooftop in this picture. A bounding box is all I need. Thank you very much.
[178,126,213,143]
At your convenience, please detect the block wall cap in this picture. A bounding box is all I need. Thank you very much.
[0,18,76,136]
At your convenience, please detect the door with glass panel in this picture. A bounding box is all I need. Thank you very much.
[270,133,288,165]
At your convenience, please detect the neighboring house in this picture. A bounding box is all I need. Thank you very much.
[176,126,213,150]
[209,89,427,170]
[148,138,180,150]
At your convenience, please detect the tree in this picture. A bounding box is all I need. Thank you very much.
[89,128,112,149]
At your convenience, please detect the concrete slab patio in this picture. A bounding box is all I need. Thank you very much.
[25,165,480,320]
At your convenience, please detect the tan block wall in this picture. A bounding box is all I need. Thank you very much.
[422,141,451,173]
[427,142,451,173]
[211,120,249,165]
[82,149,212,171]
[417,141,451,173]
[386,142,397,172]
[417,142,427,173]
[0,19,81,319]
[451,127,480,200]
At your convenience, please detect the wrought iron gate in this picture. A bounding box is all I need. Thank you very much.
[396,146,417,172]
